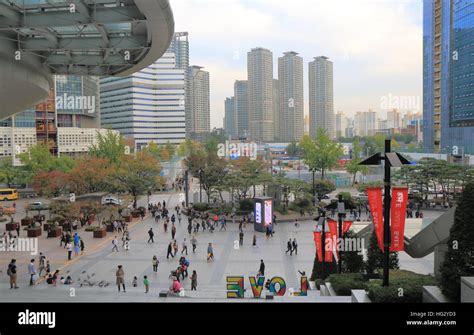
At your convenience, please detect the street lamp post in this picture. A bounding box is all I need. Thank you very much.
[337,194,345,274]
[184,170,189,207]
[198,168,204,203]
[309,167,316,205]
[359,139,411,286]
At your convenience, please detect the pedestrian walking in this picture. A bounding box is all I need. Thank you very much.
[259,259,265,276]
[252,234,257,247]
[116,265,125,292]
[152,255,159,272]
[38,253,46,277]
[191,270,197,291]
[239,230,244,246]
[292,238,298,255]
[7,259,18,289]
[167,242,174,259]
[181,238,188,255]
[147,228,154,243]
[132,276,138,287]
[28,259,36,286]
[171,224,176,240]
[66,242,73,260]
[173,240,178,256]
[191,235,197,253]
[207,243,214,261]
[286,239,293,255]
[112,236,119,252]
[143,275,149,293]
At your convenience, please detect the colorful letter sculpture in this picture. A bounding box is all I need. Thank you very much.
[226,275,308,298]
[249,276,265,298]
[226,276,244,298]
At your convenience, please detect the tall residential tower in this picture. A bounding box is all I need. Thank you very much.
[309,56,334,139]
[278,51,304,142]
[247,47,274,142]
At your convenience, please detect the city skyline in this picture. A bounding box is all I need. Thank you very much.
[172,0,423,129]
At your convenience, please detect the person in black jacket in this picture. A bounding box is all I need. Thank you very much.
[259,259,265,276]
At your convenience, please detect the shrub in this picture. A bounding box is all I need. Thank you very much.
[367,270,437,303]
[440,183,474,301]
[326,273,367,296]
[295,197,311,208]
[342,230,365,273]
[365,231,399,278]
[239,199,254,214]
[192,203,209,212]
[310,259,338,281]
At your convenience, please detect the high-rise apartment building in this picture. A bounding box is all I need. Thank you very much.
[278,51,304,142]
[273,79,280,141]
[234,80,249,139]
[224,97,236,138]
[354,110,377,137]
[167,32,190,71]
[386,109,401,129]
[309,56,334,139]
[186,66,210,135]
[335,111,349,138]
[423,0,474,154]
[100,53,186,149]
[247,47,274,142]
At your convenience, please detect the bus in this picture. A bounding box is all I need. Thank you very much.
[0,188,19,201]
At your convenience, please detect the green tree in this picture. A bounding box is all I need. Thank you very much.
[286,140,300,157]
[89,130,126,163]
[0,158,27,187]
[365,231,400,279]
[346,138,368,185]
[299,129,344,180]
[439,183,474,301]
[185,152,228,203]
[111,151,164,208]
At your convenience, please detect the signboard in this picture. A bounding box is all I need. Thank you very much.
[254,197,272,232]
[255,202,262,224]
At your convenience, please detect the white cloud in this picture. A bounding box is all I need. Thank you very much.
[172,0,423,128]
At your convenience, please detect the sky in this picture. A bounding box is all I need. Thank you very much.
[173,0,424,129]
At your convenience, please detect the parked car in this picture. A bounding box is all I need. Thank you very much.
[27,202,49,211]
[102,197,123,206]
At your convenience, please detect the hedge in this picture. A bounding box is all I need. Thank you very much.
[192,203,210,212]
[326,273,367,296]
[367,270,437,303]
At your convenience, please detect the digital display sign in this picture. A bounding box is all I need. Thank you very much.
[264,200,272,226]
[255,202,262,224]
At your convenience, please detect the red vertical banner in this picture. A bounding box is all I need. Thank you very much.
[324,232,333,262]
[342,220,352,235]
[390,187,408,251]
[313,232,322,262]
[367,187,384,251]
[327,219,338,258]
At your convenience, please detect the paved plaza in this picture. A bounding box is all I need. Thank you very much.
[0,191,435,302]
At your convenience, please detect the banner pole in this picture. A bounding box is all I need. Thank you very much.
[383,139,392,287]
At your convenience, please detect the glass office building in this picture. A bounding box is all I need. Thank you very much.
[423,0,474,155]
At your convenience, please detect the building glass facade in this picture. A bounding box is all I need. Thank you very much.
[424,0,474,155]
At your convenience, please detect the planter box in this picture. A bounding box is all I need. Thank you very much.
[27,227,42,237]
[93,228,106,238]
[123,215,131,223]
[47,227,62,238]
[21,218,33,226]
[106,224,114,232]
[6,223,16,231]
[131,212,140,218]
